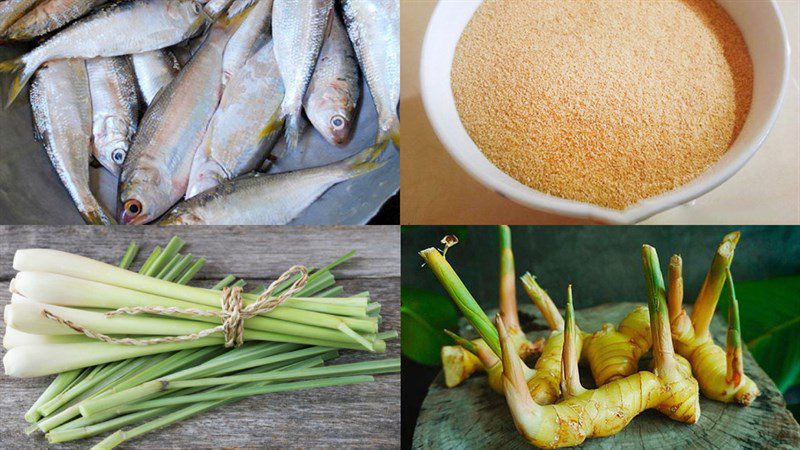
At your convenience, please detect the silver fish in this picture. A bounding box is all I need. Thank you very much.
[272,0,332,149]
[30,59,114,224]
[0,0,41,37]
[303,10,359,146]
[341,0,399,146]
[4,0,107,41]
[86,56,139,176]
[221,0,272,85]
[185,40,283,199]
[0,0,207,106]
[203,0,232,19]
[119,17,241,225]
[130,49,180,106]
[171,32,207,66]
[161,141,387,225]
[226,0,256,18]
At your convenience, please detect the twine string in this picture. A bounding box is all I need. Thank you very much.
[41,265,309,347]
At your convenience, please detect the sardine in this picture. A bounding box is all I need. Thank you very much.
[226,0,256,18]
[272,0,332,149]
[30,59,114,224]
[185,40,283,199]
[130,49,180,107]
[221,0,272,85]
[341,0,399,146]
[303,10,359,146]
[203,0,232,19]
[161,141,387,225]
[0,0,207,106]
[4,0,107,41]
[118,17,242,225]
[0,0,41,37]
[86,56,138,176]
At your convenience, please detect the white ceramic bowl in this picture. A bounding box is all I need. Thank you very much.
[420,0,790,224]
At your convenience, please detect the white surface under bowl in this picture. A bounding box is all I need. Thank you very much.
[420,0,790,224]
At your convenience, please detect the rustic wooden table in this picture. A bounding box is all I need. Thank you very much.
[0,226,401,448]
[414,303,800,449]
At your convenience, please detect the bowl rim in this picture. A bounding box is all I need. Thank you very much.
[420,0,791,224]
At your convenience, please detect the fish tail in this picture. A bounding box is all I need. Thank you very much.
[80,208,116,226]
[0,56,31,108]
[284,112,304,150]
[342,140,390,178]
[377,116,400,149]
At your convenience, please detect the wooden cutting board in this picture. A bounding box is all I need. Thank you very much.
[413,302,800,449]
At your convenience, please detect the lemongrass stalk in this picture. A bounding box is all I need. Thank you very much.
[211,275,236,290]
[162,254,194,282]
[47,356,328,443]
[144,237,184,277]
[81,356,336,447]
[4,338,223,378]
[137,247,161,275]
[367,302,381,316]
[23,370,81,423]
[6,300,372,347]
[155,253,184,280]
[175,258,206,285]
[232,279,247,288]
[315,286,345,298]
[118,243,139,270]
[92,376,375,450]
[4,328,94,350]
[419,247,500,356]
[79,345,332,416]
[12,271,378,334]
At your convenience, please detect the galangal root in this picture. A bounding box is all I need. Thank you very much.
[498,246,699,448]
[667,231,760,405]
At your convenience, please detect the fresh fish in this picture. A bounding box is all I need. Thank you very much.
[161,141,387,225]
[221,0,272,85]
[118,17,242,225]
[30,59,114,224]
[0,0,41,37]
[272,0,332,149]
[4,0,107,41]
[171,32,206,66]
[0,0,207,106]
[130,49,180,106]
[185,40,283,199]
[341,0,399,146]
[86,56,138,176]
[303,10,359,146]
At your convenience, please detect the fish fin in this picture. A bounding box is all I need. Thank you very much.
[341,140,389,178]
[258,109,285,142]
[284,113,304,150]
[0,56,31,108]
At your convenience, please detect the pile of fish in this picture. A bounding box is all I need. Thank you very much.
[0,0,399,224]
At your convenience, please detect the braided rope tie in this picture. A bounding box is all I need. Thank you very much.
[41,265,309,348]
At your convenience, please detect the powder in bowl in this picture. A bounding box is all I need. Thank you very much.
[451,0,753,210]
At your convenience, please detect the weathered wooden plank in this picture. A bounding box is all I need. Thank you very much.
[0,226,400,448]
[413,302,800,449]
[0,226,400,280]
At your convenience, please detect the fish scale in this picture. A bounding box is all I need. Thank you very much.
[130,49,181,107]
[4,0,108,41]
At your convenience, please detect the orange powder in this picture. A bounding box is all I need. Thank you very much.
[451,0,753,209]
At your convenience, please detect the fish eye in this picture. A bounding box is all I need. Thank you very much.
[331,115,346,130]
[112,149,126,164]
[192,1,203,14]
[124,199,142,216]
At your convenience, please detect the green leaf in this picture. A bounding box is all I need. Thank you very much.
[720,275,800,392]
[401,286,460,366]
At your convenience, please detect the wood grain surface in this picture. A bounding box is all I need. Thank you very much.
[413,302,800,449]
[0,226,400,449]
